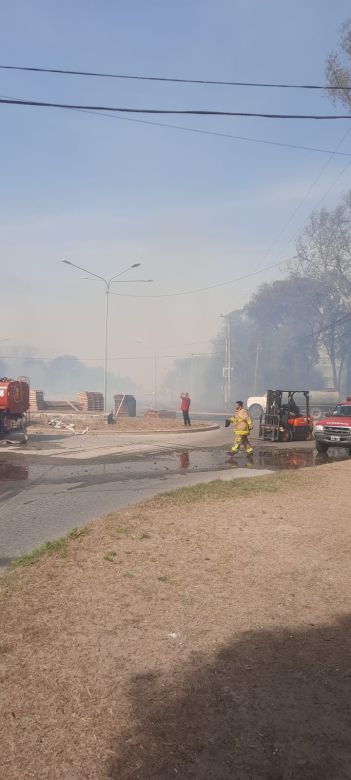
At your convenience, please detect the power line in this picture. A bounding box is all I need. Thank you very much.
[3,91,351,157]
[109,256,296,300]
[0,351,220,362]
[267,150,351,275]
[0,96,350,119]
[2,318,349,363]
[76,108,351,157]
[0,63,350,91]
[252,125,351,274]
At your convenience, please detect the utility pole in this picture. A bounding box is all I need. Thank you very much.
[221,314,232,410]
[190,353,194,399]
[253,342,260,395]
[227,317,232,407]
[153,352,157,408]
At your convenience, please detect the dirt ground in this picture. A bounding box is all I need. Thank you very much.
[1,461,351,779]
[29,417,214,435]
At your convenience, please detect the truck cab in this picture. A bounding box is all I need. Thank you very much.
[314,398,351,455]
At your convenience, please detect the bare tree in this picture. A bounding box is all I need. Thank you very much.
[292,194,351,391]
[326,19,351,109]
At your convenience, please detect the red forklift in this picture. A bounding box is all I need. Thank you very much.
[259,390,313,442]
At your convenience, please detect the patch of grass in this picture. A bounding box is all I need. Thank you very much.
[157,575,169,583]
[67,527,88,540]
[140,532,152,540]
[115,525,129,536]
[123,571,134,578]
[149,475,283,508]
[104,550,117,562]
[12,538,68,568]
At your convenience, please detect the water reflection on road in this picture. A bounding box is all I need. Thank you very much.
[0,445,349,493]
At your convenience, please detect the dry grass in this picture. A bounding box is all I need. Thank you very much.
[1,462,351,778]
[29,417,214,435]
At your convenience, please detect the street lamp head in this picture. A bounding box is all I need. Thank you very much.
[131,262,141,268]
[61,259,72,265]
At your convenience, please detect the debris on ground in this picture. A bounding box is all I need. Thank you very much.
[0,434,28,446]
[48,418,89,435]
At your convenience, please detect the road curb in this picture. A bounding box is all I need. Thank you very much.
[97,424,220,436]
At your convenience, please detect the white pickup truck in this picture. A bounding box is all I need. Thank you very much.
[247,391,340,421]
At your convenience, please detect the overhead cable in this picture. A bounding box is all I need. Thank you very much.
[0,96,350,119]
[0,63,350,91]
[3,91,350,156]
[109,257,296,299]
[76,108,351,157]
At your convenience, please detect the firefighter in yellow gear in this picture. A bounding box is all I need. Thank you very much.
[225,400,254,455]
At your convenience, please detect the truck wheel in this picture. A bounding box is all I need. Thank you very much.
[315,441,328,454]
[248,404,263,420]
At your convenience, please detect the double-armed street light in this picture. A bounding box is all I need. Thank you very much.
[61,259,153,412]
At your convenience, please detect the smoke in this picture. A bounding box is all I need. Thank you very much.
[0,349,137,404]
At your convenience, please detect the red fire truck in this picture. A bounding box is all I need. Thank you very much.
[0,377,30,434]
[314,397,351,455]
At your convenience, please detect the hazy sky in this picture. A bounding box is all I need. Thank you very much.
[1,0,351,395]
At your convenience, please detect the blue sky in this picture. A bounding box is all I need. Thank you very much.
[1,0,351,393]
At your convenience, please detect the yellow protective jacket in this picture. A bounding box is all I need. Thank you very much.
[229,408,253,436]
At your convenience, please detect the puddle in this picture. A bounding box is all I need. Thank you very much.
[0,446,349,495]
[176,447,350,472]
[251,448,349,470]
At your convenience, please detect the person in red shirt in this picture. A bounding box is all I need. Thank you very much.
[180,392,191,426]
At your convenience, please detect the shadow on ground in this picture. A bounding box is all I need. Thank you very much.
[108,615,351,779]
[0,557,14,568]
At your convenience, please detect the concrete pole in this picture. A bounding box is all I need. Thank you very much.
[253,342,260,395]
[153,352,157,408]
[227,317,232,407]
[103,283,110,413]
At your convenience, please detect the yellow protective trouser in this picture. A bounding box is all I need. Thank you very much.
[231,432,253,454]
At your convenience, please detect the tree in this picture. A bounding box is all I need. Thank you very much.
[0,350,137,402]
[326,19,351,109]
[203,310,258,406]
[245,278,323,391]
[292,194,351,391]
[162,310,258,409]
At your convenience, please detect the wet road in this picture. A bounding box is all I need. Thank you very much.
[0,433,349,567]
[0,446,273,566]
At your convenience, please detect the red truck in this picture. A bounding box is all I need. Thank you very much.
[0,377,30,434]
[314,397,351,455]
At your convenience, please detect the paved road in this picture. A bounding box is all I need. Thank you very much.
[5,425,227,461]
[0,427,273,566]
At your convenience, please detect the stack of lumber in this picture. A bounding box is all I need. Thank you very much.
[29,390,46,411]
[114,395,136,417]
[77,392,104,412]
[144,409,176,419]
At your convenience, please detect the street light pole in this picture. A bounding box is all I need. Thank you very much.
[62,259,153,412]
[104,285,110,412]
